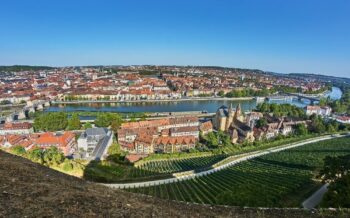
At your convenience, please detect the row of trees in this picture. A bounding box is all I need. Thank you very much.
[10,146,80,172]
[218,85,322,99]
[64,95,111,101]
[33,112,123,132]
[12,146,62,166]
[219,88,274,98]
[0,100,12,105]
[256,102,307,118]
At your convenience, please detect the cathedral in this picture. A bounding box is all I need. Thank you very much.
[213,104,255,144]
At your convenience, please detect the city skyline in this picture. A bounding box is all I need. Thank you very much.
[1,0,350,78]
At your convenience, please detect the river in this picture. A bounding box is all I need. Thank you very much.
[45,87,342,114]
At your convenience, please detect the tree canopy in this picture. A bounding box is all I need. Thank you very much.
[67,114,81,130]
[256,103,306,118]
[95,113,122,129]
[319,154,350,208]
[33,112,68,132]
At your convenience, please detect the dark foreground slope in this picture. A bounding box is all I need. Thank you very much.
[0,151,348,218]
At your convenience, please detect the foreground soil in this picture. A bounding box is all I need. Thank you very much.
[0,151,348,218]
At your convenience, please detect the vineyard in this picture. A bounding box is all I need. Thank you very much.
[136,154,227,174]
[84,154,227,182]
[126,137,350,207]
[84,134,318,183]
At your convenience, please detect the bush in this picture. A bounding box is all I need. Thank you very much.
[62,159,73,171]
[11,146,26,156]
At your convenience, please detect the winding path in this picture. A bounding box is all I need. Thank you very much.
[103,134,348,189]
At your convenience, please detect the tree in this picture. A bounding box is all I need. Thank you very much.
[27,147,44,164]
[319,154,350,208]
[95,114,110,127]
[107,142,121,155]
[11,146,26,156]
[0,100,11,105]
[110,120,120,133]
[62,159,73,171]
[255,118,267,128]
[67,113,81,130]
[83,122,93,129]
[218,90,225,97]
[310,115,326,133]
[42,147,65,166]
[294,123,308,136]
[205,132,219,148]
[95,113,122,128]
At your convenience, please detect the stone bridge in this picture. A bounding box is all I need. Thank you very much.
[0,100,51,122]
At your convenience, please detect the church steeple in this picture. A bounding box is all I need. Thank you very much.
[234,103,241,120]
[228,103,233,113]
[236,103,241,114]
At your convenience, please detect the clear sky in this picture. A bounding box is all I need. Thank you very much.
[0,0,349,77]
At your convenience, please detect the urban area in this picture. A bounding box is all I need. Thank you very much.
[1,65,350,211]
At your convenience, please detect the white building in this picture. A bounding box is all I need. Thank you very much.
[335,116,350,124]
[77,127,113,160]
[305,106,332,116]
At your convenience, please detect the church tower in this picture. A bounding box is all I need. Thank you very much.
[234,103,244,122]
[225,103,235,130]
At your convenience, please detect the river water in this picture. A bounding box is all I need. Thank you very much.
[46,87,342,114]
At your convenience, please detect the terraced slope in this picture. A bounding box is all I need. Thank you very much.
[127,137,350,208]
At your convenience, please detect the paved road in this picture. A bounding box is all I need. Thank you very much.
[91,133,113,161]
[102,134,347,189]
[302,184,329,209]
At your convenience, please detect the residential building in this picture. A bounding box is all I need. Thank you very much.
[35,132,76,156]
[199,121,213,135]
[77,127,113,160]
[118,116,201,154]
[335,115,350,124]
[305,105,332,116]
[0,122,34,135]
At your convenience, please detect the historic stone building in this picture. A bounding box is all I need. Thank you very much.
[214,104,255,143]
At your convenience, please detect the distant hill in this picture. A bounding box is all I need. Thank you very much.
[0,151,346,218]
[0,65,54,72]
[288,73,350,83]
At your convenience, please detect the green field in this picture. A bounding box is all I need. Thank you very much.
[126,137,350,207]
[84,154,227,182]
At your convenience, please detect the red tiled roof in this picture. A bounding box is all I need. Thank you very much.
[156,136,196,146]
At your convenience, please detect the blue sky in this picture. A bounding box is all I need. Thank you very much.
[0,0,349,77]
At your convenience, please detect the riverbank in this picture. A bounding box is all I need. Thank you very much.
[52,96,256,104]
